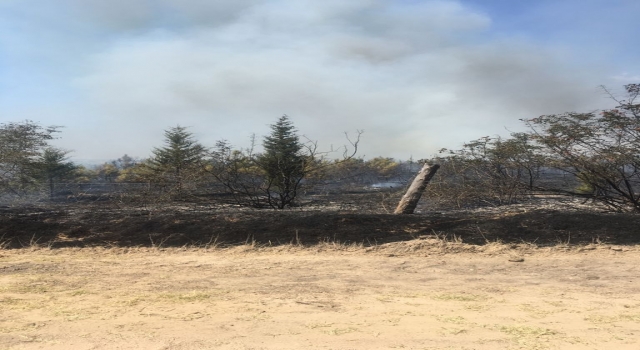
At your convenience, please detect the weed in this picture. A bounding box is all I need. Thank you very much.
[518,303,558,318]
[432,231,463,244]
[432,293,487,302]
[15,234,55,250]
[498,324,557,337]
[70,289,89,296]
[305,322,334,329]
[149,234,173,249]
[464,303,491,312]
[0,233,9,249]
[435,315,467,324]
[543,300,564,307]
[585,314,640,324]
[203,234,220,249]
[475,226,491,244]
[158,291,213,303]
[323,327,358,336]
[291,230,302,246]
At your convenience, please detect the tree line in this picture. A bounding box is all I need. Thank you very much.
[1,84,639,212]
[1,116,374,208]
[427,84,640,213]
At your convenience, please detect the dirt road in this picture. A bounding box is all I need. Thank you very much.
[1,245,639,349]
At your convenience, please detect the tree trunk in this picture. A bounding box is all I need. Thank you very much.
[394,163,440,214]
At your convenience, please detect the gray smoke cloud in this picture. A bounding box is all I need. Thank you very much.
[1,0,632,161]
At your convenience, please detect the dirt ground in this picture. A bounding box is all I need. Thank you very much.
[1,245,640,350]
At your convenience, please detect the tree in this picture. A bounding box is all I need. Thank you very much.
[35,148,76,200]
[523,84,640,212]
[116,162,150,183]
[0,121,59,196]
[365,157,401,181]
[148,126,207,195]
[73,166,96,184]
[208,117,362,208]
[323,157,366,186]
[94,163,120,183]
[433,83,640,213]
[94,155,138,183]
[257,115,307,209]
[114,154,136,170]
[208,139,264,206]
[430,133,543,208]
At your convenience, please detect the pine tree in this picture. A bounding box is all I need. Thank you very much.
[149,126,207,195]
[36,148,76,200]
[258,115,306,209]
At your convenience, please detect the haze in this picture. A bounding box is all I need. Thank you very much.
[1,0,638,163]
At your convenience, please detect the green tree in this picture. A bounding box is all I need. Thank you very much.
[148,126,207,195]
[94,163,120,183]
[0,121,59,196]
[366,157,401,181]
[206,118,361,208]
[35,148,76,200]
[257,115,307,209]
[73,165,96,184]
[115,163,149,183]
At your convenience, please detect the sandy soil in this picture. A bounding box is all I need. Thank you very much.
[1,245,640,350]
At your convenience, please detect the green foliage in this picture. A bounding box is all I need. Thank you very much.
[210,116,356,209]
[147,126,207,195]
[365,157,401,180]
[0,121,59,196]
[207,139,262,205]
[257,115,307,209]
[324,158,366,184]
[90,155,139,183]
[115,163,148,183]
[35,148,77,200]
[73,166,95,184]
[94,163,120,183]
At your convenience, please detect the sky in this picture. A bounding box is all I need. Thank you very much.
[1,0,639,163]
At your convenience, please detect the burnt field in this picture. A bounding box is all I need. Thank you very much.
[3,191,640,350]
[1,190,639,250]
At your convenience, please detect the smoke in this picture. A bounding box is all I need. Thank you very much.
[1,0,633,160]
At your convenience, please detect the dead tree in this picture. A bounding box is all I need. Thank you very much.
[394,163,440,214]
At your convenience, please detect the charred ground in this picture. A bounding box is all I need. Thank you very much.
[1,190,638,249]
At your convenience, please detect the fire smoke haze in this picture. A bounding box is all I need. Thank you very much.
[1,0,638,162]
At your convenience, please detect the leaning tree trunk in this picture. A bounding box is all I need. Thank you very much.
[394,163,440,214]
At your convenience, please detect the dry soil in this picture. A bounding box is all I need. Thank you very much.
[1,245,640,350]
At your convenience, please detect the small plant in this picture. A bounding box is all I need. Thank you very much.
[0,233,9,249]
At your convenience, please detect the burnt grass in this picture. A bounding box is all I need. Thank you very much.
[1,191,639,249]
